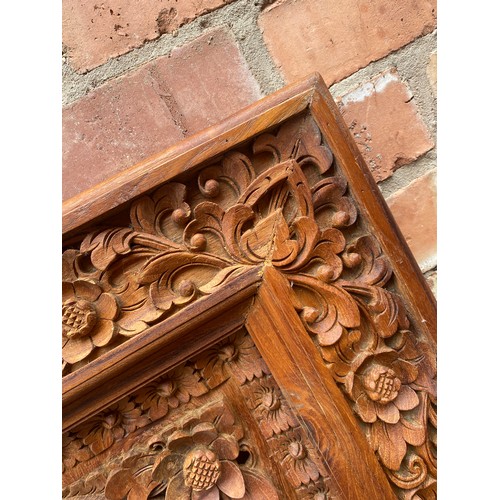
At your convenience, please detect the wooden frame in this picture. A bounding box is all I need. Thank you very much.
[62,74,436,499]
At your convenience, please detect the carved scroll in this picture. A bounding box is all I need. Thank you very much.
[63,88,436,498]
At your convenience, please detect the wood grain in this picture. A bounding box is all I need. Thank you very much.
[62,73,437,499]
[63,266,261,431]
[246,266,396,499]
[310,82,437,345]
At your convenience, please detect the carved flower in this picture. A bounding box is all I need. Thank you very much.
[152,422,246,499]
[279,431,321,488]
[77,399,149,455]
[195,332,269,388]
[62,280,119,364]
[304,484,331,500]
[135,365,208,421]
[352,352,419,424]
[252,378,297,437]
[105,405,279,500]
[62,433,92,472]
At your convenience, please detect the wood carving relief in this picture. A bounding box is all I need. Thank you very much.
[63,76,436,499]
[63,331,335,499]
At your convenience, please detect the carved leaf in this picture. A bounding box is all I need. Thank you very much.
[386,452,428,491]
[312,176,357,228]
[198,151,256,202]
[253,114,333,173]
[81,228,135,271]
[339,235,392,287]
[240,469,279,500]
[344,285,409,338]
[291,274,360,346]
[130,182,191,237]
[371,420,407,471]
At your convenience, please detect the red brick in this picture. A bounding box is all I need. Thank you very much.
[63,0,235,72]
[63,28,261,200]
[387,170,437,272]
[259,0,437,85]
[337,69,434,182]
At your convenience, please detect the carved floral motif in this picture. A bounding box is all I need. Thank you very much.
[62,433,92,473]
[135,365,208,421]
[63,337,265,472]
[277,429,323,489]
[62,112,437,497]
[104,402,279,500]
[62,280,119,364]
[76,399,150,455]
[194,331,270,388]
[250,377,298,438]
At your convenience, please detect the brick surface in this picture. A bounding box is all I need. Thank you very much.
[63,0,234,72]
[337,69,434,182]
[387,170,437,272]
[259,0,437,85]
[63,28,261,200]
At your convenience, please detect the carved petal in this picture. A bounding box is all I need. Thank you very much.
[104,469,135,499]
[151,453,183,482]
[395,385,420,411]
[193,486,220,500]
[355,393,377,423]
[217,460,245,499]
[73,280,101,302]
[240,469,279,500]
[191,422,218,445]
[165,471,191,500]
[376,402,400,424]
[90,319,115,347]
[62,336,93,364]
[400,395,427,447]
[94,292,119,320]
[167,431,195,453]
[211,435,239,461]
[62,281,74,301]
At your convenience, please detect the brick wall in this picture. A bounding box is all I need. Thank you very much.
[62,0,437,292]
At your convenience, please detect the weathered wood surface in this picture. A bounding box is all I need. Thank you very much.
[62,73,436,498]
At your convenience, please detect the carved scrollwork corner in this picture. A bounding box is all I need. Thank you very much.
[63,111,436,498]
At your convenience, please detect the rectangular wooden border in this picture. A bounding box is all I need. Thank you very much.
[63,73,436,499]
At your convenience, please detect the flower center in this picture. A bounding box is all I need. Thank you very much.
[101,412,120,429]
[62,299,97,338]
[362,366,401,404]
[157,380,177,398]
[219,344,237,362]
[313,493,327,500]
[288,441,306,460]
[183,448,221,491]
[261,389,281,411]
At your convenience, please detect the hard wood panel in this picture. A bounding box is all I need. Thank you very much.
[309,84,437,344]
[246,266,396,500]
[62,73,437,499]
[63,267,262,431]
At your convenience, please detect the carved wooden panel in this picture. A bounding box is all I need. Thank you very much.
[63,74,436,499]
